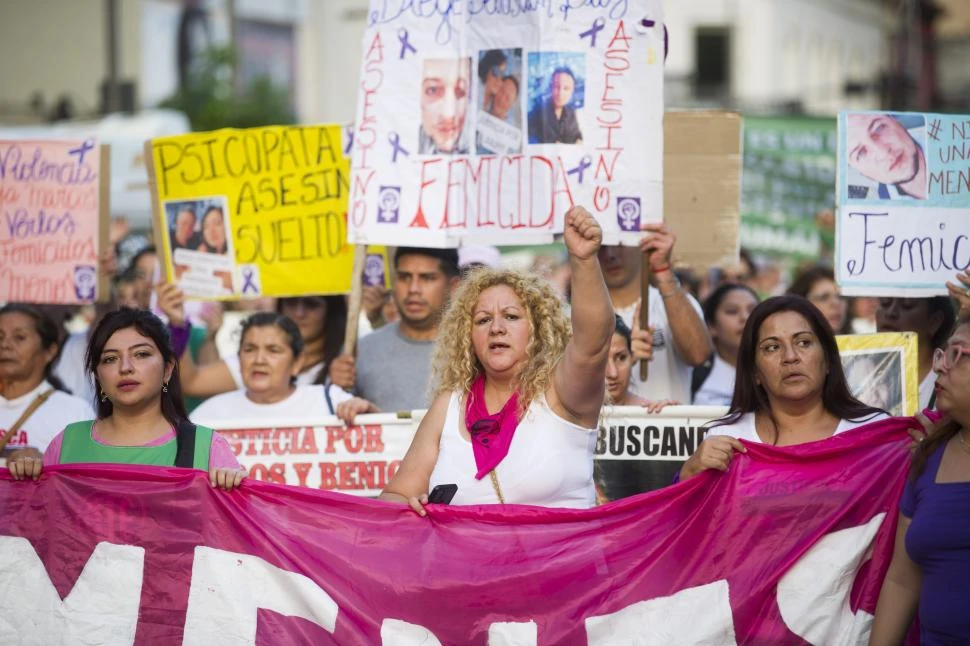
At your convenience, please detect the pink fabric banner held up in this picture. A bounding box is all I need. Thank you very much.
[0,417,917,645]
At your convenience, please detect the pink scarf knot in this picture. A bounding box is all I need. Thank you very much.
[465,374,522,480]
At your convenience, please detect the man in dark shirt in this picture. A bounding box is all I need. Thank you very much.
[528,66,583,144]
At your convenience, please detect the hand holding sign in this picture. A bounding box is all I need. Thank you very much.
[630,300,656,365]
[563,206,602,261]
[946,271,970,320]
[328,354,357,391]
[155,282,187,328]
[638,222,675,272]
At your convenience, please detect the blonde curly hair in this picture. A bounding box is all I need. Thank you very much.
[431,268,571,414]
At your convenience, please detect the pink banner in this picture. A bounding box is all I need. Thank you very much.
[0,417,916,645]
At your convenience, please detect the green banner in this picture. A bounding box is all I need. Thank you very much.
[741,116,836,258]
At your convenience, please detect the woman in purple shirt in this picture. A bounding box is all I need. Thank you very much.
[870,318,970,645]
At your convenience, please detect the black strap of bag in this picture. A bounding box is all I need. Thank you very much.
[174,419,197,468]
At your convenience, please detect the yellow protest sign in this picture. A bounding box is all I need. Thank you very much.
[146,124,353,299]
[836,332,919,416]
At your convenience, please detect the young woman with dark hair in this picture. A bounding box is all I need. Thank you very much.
[692,283,760,405]
[8,308,245,490]
[870,318,970,644]
[604,316,678,411]
[0,304,93,461]
[680,296,886,480]
[189,312,374,426]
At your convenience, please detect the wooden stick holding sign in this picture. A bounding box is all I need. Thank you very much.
[343,245,368,355]
[97,145,112,302]
[639,252,651,381]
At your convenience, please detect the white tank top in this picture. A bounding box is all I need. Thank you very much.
[428,391,597,508]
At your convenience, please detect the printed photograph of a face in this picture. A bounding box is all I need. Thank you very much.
[418,57,473,155]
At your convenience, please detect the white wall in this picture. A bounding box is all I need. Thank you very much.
[0,0,141,116]
[662,0,892,113]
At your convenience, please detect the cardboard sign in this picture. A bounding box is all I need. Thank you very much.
[0,139,109,303]
[837,111,970,296]
[665,111,742,270]
[348,1,665,248]
[837,332,919,416]
[146,125,354,299]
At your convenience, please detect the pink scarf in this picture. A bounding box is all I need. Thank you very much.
[465,374,521,480]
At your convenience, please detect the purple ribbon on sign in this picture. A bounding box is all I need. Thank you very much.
[567,156,592,184]
[579,18,606,47]
[388,132,409,163]
[241,267,258,295]
[344,126,354,155]
[398,28,417,59]
[68,139,95,166]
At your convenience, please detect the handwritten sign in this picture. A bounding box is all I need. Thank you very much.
[146,125,354,299]
[348,1,664,247]
[0,139,108,304]
[837,111,970,296]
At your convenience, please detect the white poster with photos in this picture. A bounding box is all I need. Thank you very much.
[348,1,665,248]
[836,110,970,297]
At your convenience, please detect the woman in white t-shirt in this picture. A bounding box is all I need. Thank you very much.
[692,283,760,406]
[190,312,371,427]
[172,294,352,399]
[680,296,887,480]
[0,305,94,461]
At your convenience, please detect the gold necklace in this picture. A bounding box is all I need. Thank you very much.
[958,429,970,454]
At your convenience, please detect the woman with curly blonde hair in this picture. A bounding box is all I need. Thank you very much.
[380,206,614,513]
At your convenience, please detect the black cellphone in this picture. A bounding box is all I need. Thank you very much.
[427,484,458,505]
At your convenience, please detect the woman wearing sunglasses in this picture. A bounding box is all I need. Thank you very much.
[870,313,970,645]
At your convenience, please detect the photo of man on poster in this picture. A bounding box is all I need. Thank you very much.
[527,53,585,145]
[418,57,472,155]
[845,113,928,200]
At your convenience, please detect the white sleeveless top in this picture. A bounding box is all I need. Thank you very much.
[429,391,597,508]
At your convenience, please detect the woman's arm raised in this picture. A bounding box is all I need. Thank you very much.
[551,206,614,428]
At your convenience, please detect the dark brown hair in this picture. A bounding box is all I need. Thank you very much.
[86,308,188,425]
[708,295,883,444]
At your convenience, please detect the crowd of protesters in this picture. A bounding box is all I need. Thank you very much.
[2,206,969,641]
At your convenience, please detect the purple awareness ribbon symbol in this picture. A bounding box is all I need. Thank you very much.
[567,156,592,184]
[68,139,95,166]
[580,18,606,47]
[398,28,417,59]
[388,132,409,163]
[344,125,354,155]
[241,267,258,295]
